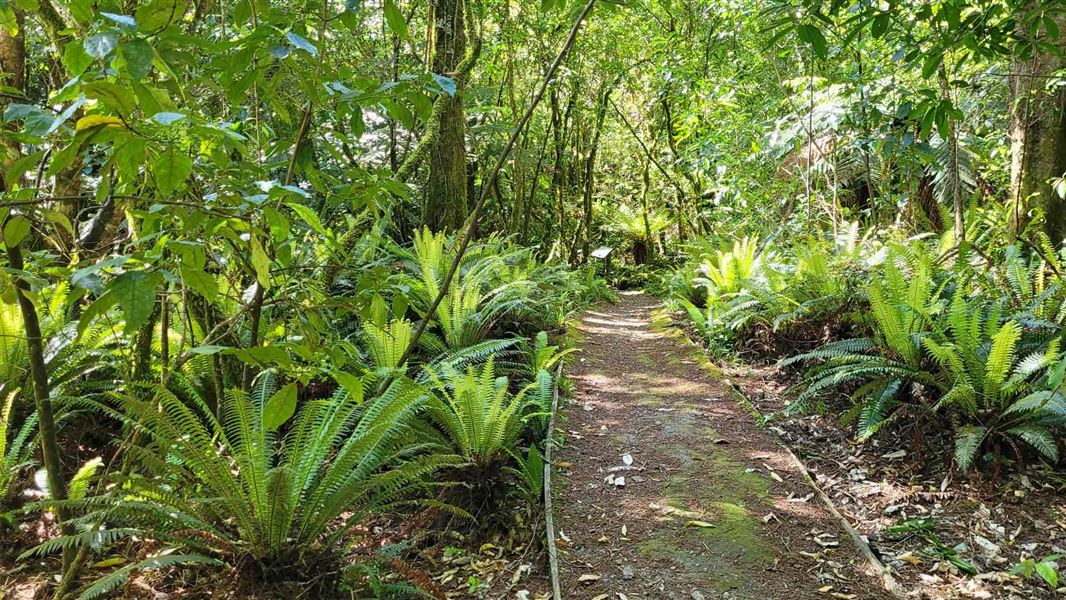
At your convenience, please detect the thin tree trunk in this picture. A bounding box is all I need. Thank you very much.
[7,242,75,569]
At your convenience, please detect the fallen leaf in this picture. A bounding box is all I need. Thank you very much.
[685,520,715,528]
[897,551,921,566]
[559,530,572,543]
[578,574,601,584]
[769,472,784,483]
[621,524,628,536]
[597,535,609,543]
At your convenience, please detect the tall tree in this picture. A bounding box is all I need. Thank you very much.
[426,0,470,231]
[1009,7,1066,243]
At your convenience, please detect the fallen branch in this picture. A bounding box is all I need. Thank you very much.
[544,362,565,600]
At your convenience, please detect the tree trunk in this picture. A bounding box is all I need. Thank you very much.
[425,0,469,232]
[0,10,23,176]
[581,82,614,261]
[1010,7,1066,242]
[7,243,75,570]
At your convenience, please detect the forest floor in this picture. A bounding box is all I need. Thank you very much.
[552,292,888,600]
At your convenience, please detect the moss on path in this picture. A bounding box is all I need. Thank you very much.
[551,292,885,600]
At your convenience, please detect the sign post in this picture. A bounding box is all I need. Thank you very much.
[590,246,614,283]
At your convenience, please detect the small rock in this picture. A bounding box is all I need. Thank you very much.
[622,565,635,579]
[691,592,705,600]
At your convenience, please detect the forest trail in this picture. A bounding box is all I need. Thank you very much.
[553,292,887,600]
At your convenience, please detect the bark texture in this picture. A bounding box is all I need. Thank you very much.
[1010,9,1066,242]
[425,0,469,232]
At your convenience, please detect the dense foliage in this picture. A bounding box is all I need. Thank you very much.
[2,0,1066,595]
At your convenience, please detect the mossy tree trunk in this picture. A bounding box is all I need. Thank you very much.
[425,0,469,232]
[1009,7,1066,243]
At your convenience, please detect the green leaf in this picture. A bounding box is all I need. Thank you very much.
[954,425,986,471]
[250,236,271,288]
[152,148,193,196]
[62,42,93,76]
[1035,562,1058,588]
[76,289,115,337]
[383,0,407,38]
[110,270,160,332]
[285,201,325,235]
[179,264,217,301]
[5,150,44,189]
[151,112,185,125]
[189,345,227,355]
[3,215,30,247]
[796,24,827,59]
[331,370,364,403]
[82,81,137,117]
[136,0,187,31]
[119,39,154,81]
[922,52,943,78]
[263,382,297,432]
[286,32,318,56]
[871,14,890,38]
[101,12,136,28]
[84,33,119,59]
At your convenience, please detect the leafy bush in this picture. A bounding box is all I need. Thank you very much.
[781,242,1066,471]
[33,374,461,593]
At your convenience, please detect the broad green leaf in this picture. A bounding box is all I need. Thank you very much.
[179,264,217,301]
[62,42,93,76]
[110,270,160,332]
[432,74,456,96]
[119,39,154,80]
[136,0,187,31]
[1035,562,1058,588]
[383,0,406,38]
[285,201,326,235]
[331,370,364,403]
[82,81,137,117]
[263,382,297,432]
[5,150,44,189]
[78,289,117,337]
[3,215,30,247]
[84,33,119,59]
[152,112,185,125]
[101,12,136,28]
[871,14,890,38]
[286,32,318,56]
[152,148,193,196]
[922,52,943,78]
[250,236,271,288]
[796,24,827,58]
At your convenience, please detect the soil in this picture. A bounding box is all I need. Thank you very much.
[552,292,890,600]
[717,351,1066,599]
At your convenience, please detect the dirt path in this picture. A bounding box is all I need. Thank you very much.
[553,293,889,600]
